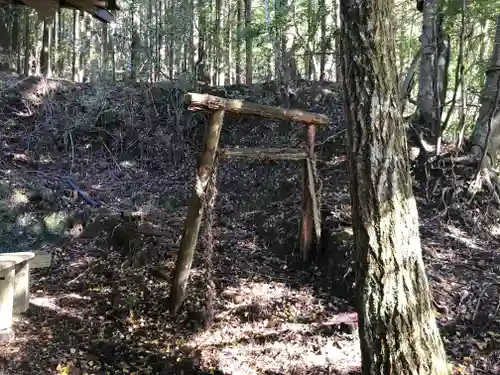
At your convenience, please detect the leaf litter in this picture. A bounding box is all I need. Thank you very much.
[0,72,498,375]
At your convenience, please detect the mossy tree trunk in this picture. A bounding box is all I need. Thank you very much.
[339,0,448,374]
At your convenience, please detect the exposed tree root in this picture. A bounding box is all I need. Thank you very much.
[409,144,500,212]
[467,167,500,205]
[451,153,480,166]
[420,149,500,207]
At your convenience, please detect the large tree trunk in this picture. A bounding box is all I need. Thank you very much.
[339,0,448,374]
[469,16,500,169]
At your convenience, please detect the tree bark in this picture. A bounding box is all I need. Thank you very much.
[40,19,51,77]
[417,0,439,132]
[244,0,252,84]
[0,9,9,54]
[72,9,80,81]
[214,0,222,85]
[11,8,21,72]
[169,110,225,315]
[184,92,329,125]
[416,0,449,143]
[235,0,242,84]
[469,16,500,169]
[318,0,327,80]
[23,8,30,76]
[339,0,448,374]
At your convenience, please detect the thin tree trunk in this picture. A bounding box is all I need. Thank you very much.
[197,0,208,82]
[11,8,21,72]
[0,9,9,54]
[333,0,341,81]
[215,0,222,85]
[72,10,80,81]
[416,0,448,142]
[23,8,30,76]
[224,1,231,84]
[319,0,327,80]
[339,0,448,373]
[244,0,252,84]
[235,0,242,84]
[469,16,500,168]
[168,0,174,78]
[57,8,64,74]
[305,0,313,79]
[110,26,116,82]
[40,19,51,77]
[188,0,195,74]
[102,23,109,79]
[53,11,59,76]
[80,14,90,81]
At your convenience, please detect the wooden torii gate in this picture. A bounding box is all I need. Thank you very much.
[169,92,329,315]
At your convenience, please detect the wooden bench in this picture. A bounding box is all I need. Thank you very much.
[0,252,36,342]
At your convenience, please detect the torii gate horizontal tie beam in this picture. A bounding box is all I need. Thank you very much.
[218,147,308,160]
[185,93,329,126]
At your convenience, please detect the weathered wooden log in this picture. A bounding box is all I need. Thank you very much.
[185,93,329,126]
[169,110,225,316]
[218,147,308,160]
[307,158,322,245]
[300,125,319,261]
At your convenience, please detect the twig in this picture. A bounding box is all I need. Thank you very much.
[67,261,98,285]
[65,177,101,206]
[318,129,345,146]
[472,282,500,323]
[0,75,30,94]
[100,136,122,171]
[68,130,75,174]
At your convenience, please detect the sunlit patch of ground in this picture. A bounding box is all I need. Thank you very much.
[1,75,499,375]
[187,280,360,374]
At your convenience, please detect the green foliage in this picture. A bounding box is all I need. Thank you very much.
[442,0,500,24]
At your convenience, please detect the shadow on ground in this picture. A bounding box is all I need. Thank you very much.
[0,73,499,374]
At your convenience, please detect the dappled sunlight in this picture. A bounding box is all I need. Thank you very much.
[209,333,360,375]
[488,223,500,238]
[189,279,360,374]
[0,71,499,374]
[11,188,29,205]
[38,155,56,165]
[29,294,87,320]
[120,160,138,168]
[15,212,43,234]
[12,77,64,106]
[11,153,31,163]
[444,224,486,251]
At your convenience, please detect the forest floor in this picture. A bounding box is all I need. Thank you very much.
[0,72,499,375]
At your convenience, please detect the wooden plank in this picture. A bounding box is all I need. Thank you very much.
[169,109,225,316]
[185,93,329,126]
[218,147,308,160]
